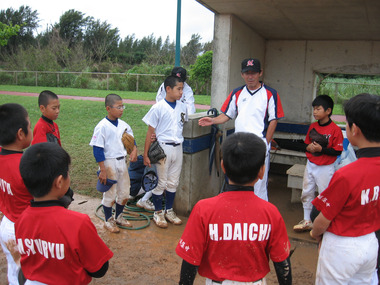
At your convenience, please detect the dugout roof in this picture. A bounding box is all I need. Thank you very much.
[197,0,380,40]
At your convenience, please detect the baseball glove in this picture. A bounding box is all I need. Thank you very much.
[121,129,135,155]
[148,141,166,164]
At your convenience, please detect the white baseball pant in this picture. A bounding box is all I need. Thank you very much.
[152,143,183,195]
[316,231,378,285]
[101,157,130,207]
[206,277,267,285]
[301,160,335,220]
[0,215,19,285]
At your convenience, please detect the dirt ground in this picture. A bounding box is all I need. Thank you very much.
[0,171,319,285]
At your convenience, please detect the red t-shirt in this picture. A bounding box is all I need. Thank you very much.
[0,151,33,223]
[305,120,343,165]
[15,202,113,285]
[32,116,61,146]
[312,148,380,236]
[176,189,290,282]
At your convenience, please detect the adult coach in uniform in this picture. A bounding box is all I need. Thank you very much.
[176,132,292,285]
[199,58,284,201]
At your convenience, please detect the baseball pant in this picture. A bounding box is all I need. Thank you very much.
[316,231,378,285]
[206,277,267,284]
[254,140,270,201]
[152,143,183,195]
[101,157,131,207]
[301,161,335,220]
[0,215,19,285]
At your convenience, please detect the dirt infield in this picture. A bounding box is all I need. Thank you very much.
[0,172,319,284]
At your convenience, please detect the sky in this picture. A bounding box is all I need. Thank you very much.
[0,0,215,44]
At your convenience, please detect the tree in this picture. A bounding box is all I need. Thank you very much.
[190,50,213,94]
[181,34,202,66]
[0,22,20,46]
[84,19,120,62]
[0,6,39,53]
[56,10,90,48]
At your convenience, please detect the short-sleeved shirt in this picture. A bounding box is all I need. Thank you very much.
[142,99,188,144]
[15,201,113,285]
[305,120,344,165]
[32,116,61,146]
[176,186,290,282]
[89,118,133,159]
[312,148,380,237]
[221,84,284,138]
[156,82,196,115]
[0,149,33,223]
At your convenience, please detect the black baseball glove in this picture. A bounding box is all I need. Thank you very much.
[148,141,166,164]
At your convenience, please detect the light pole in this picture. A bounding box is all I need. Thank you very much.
[175,0,181,66]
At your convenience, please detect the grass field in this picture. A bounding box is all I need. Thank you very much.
[0,92,152,198]
[0,85,212,106]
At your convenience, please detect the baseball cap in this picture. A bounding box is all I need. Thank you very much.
[241,58,261,73]
[96,170,117,193]
[171,67,187,81]
[142,165,158,191]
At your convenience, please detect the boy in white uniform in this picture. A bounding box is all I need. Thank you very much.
[143,75,188,228]
[90,94,138,233]
[156,67,195,115]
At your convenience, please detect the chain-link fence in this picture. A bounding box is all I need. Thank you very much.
[317,74,380,105]
[0,70,165,93]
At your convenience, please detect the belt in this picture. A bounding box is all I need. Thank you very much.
[116,156,125,160]
[164,142,180,147]
[211,279,263,284]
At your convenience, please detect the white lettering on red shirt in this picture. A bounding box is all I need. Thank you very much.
[209,223,272,241]
[17,238,65,260]
[0,178,13,195]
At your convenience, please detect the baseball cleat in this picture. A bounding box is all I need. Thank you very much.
[115,215,132,228]
[293,219,313,232]
[136,198,155,211]
[104,217,120,233]
[153,210,168,228]
[165,208,182,225]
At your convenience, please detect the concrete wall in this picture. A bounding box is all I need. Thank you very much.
[212,14,380,124]
[211,14,265,108]
[264,40,380,123]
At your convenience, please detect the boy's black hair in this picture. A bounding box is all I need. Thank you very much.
[20,143,71,198]
[38,90,59,107]
[344,93,380,142]
[312,95,334,117]
[164,75,183,90]
[221,132,266,185]
[0,103,29,146]
[105,93,122,107]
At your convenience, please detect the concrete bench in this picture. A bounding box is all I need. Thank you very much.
[286,164,305,203]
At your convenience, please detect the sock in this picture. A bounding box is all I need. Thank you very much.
[304,208,312,221]
[137,187,145,196]
[152,193,163,211]
[103,205,113,221]
[142,191,152,202]
[165,191,176,211]
[115,203,125,219]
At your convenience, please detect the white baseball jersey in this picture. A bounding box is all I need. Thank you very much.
[156,82,196,115]
[89,118,133,159]
[143,100,188,144]
[221,84,284,138]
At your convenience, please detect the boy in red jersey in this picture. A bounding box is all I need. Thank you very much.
[293,95,343,232]
[0,103,33,285]
[311,93,380,284]
[16,143,113,284]
[32,90,61,145]
[32,90,74,207]
[176,132,292,285]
